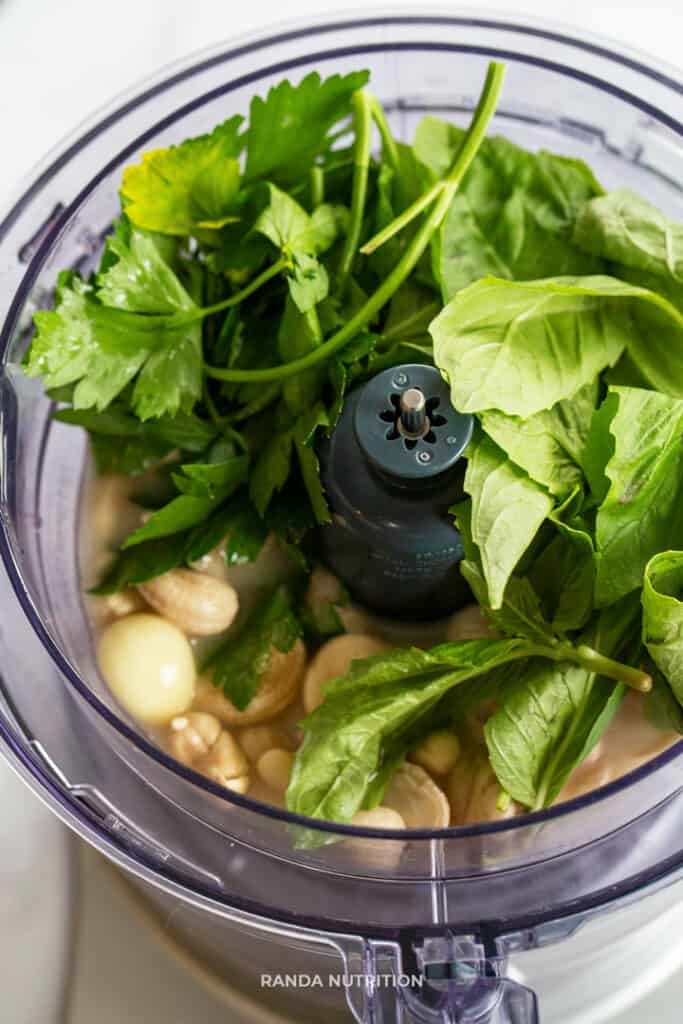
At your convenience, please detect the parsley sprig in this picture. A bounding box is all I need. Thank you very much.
[26,62,505,587]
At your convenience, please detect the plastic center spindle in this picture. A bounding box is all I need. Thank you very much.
[398,388,428,438]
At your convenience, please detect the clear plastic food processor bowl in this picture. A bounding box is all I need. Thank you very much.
[0,12,682,1024]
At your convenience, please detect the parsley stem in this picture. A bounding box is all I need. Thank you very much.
[310,165,325,208]
[362,61,506,256]
[175,257,289,326]
[203,62,506,385]
[370,95,400,173]
[337,89,373,291]
[361,183,442,255]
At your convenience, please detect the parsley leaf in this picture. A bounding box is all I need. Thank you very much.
[123,452,248,547]
[27,228,204,421]
[204,585,302,710]
[120,116,244,235]
[245,70,369,184]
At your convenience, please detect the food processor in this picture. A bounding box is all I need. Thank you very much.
[1,12,682,1023]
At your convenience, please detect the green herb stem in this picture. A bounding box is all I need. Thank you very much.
[310,165,325,209]
[175,257,289,326]
[203,62,506,385]
[304,304,324,346]
[362,61,506,256]
[337,89,373,290]
[361,182,443,255]
[572,644,652,692]
[369,95,400,173]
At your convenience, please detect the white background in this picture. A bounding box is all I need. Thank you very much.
[0,1,682,1022]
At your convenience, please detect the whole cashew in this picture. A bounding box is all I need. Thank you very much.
[303,633,390,713]
[196,731,250,793]
[138,568,239,636]
[194,639,307,726]
[168,712,250,793]
[168,712,222,764]
[239,725,290,763]
[447,751,518,825]
[345,807,407,870]
[445,604,498,642]
[305,565,349,636]
[382,762,450,829]
[257,748,295,794]
[409,729,461,776]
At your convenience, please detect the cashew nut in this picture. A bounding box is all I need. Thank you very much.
[257,748,295,794]
[167,712,249,793]
[445,603,498,642]
[447,752,518,825]
[305,565,349,636]
[345,807,407,869]
[138,568,239,636]
[303,634,390,713]
[382,763,450,829]
[194,639,307,726]
[239,725,289,763]
[409,730,461,776]
[195,730,250,793]
[351,807,406,830]
[168,712,222,764]
[558,692,681,804]
[98,613,195,725]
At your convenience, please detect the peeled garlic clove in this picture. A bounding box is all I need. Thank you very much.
[98,613,195,725]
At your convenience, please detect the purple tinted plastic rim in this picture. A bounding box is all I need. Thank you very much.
[0,13,682,847]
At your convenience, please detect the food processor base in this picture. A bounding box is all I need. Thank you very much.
[111,866,683,1024]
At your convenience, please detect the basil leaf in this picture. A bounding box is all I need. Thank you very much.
[287,638,542,824]
[463,432,553,609]
[529,490,596,634]
[455,499,556,645]
[485,596,639,808]
[415,122,605,298]
[480,380,598,497]
[642,551,683,703]
[595,388,683,606]
[204,585,302,711]
[574,189,683,288]
[579,390,619,505]
[431,275,636,418]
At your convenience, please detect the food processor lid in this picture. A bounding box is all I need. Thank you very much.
[1,10,683,1022]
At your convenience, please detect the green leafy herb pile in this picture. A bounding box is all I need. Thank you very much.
[24,61,683,828]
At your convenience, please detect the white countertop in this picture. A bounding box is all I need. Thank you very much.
[0,1,682,1022]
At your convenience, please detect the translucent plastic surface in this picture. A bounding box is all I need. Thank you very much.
[1,12,683,946]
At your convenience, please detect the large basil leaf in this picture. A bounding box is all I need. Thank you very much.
[574,189,683,288]
[485,596,639,808]
[455,499,556,645]
[463,433,553,609]
[595,388,683,607]
[642,551,683,704]
[432,274,683,417]
[287,638,546,824]
[431,276,629,417]
[480,380,598,496]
